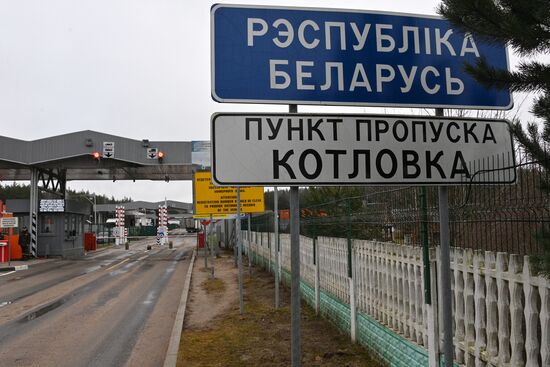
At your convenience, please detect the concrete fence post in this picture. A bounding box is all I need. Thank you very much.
[522,256,540,366]
[349,244,357,343]
[509,254,525,366]
[314,237,320,315]
[427,248,439,367]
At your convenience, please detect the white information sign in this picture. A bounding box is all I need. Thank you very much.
[212,113,516,186]
[0,217,18,228]
[103,142,115,158]
[40,199,65,212]
[147,148,158,159]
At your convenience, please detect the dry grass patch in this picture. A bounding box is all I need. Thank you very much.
[201,278,226,295]
[178,262,381,367]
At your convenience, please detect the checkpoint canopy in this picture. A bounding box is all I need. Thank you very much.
[211,4,512,109]
[0,130,194,182]
[193,171,264,216]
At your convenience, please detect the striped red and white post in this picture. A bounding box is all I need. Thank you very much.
[115,206,126,246]
[157,205,168,245]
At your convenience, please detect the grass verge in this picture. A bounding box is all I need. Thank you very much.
[177,261,381,367]
[201,278,226,294]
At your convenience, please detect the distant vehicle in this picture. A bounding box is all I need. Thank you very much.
[168,219,181,227]
[184,217,197,233]
[105,218,118,226]
[96,231,111,244]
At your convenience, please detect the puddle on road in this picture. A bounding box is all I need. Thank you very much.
[18,298,66,323]
[6,276,23,282]
[0,301,12,308]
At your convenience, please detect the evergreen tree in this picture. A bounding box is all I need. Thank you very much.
[438,0,550,276]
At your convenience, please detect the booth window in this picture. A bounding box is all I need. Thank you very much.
[64,214,81,238]
[40,215,55,234]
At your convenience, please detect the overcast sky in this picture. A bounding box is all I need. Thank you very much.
[0,0,537,203]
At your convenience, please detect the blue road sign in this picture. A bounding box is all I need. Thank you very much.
[211,5,512,109]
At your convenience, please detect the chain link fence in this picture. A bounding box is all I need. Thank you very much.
[247,155,549,256]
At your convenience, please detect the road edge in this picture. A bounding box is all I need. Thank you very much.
[0,265,28,272]
[163,248,196,367]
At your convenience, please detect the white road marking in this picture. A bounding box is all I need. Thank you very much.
[0,271,15,277]
[143,290,157,305]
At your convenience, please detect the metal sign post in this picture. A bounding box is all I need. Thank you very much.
[203,222,208,269]
[436,108,453,367]
[288,104,301,367]
[237,188,244,314]
[274,187,280,309]
[7,230,11,266]
[210,214,215,278]
[290,185,300,367]
[0,217,18,266]
[248,214,252,276]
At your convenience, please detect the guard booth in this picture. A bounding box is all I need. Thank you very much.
[6,198,90,258]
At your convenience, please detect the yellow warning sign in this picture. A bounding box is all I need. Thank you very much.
[193,171,265,215]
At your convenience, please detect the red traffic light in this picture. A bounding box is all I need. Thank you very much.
[92,151,101,160]
[158,151,165,162]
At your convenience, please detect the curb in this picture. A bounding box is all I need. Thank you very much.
[0,265,28,272]
[163,249,196,367]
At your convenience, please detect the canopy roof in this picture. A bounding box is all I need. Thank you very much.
[0,130,195,181]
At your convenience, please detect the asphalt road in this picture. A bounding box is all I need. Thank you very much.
[0,233,195,367]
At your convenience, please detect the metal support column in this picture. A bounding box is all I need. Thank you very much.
[289,103,301,367]
[436,107,454,367]
[439,187,453,367]
[29,168,39,258]
[290,185,300,367]
[210,214,215,278]
[237,188,244,314]
[248,214,252,276]
[274,187,280,309]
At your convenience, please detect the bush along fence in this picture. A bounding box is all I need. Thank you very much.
[242,231,550,367]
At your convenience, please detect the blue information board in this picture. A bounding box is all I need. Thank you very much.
[211,5,512,109]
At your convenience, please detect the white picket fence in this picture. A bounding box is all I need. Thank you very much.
[244,231,550,367]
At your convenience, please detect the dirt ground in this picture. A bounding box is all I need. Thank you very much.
[177,252,382,367]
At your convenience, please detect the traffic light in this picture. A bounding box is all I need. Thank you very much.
[92,151,101,161]
[158,150,165,163]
